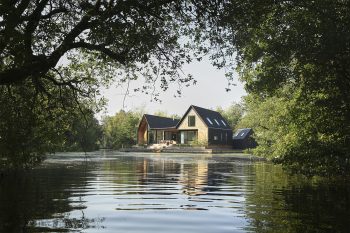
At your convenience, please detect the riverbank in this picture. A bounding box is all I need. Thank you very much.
[119,147,265,161]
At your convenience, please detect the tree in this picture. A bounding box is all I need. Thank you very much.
[238,86,350,177]
[102,110,140,149]
[0,79,103,169]
[0,82,78,168]
[61,109,102,152]
[216,0,350,176]
[237,89,293,159]
[0,0,226,97]
[0,1,227,167]
[153,111,169,118]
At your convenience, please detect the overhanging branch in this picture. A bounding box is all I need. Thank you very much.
[71,41,128,65]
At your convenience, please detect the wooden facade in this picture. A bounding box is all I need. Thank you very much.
[177,108,208,144]
[137,105,233,147]
[137,115,179,145]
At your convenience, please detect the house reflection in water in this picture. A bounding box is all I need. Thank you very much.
[179,160,209,196]
[133,156,209,196]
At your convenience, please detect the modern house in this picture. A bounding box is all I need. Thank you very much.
[137,114,179,145]
[137,105,233,147]
[232,128,258,150]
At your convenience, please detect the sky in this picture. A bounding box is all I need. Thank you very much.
[100,57,246,118]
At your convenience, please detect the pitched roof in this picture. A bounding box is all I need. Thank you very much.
[177,105,232,130]
[143,114,179,129]
[233,128,253,139]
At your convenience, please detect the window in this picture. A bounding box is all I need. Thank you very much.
[180,130,197,144]
[156,130,164,142]
[214,118,220,126]
[214,135,218,140]
[164,131,172,140]
[206,117,213,125]
[187,131,196,141]
[148,131,155,144]
[234,129,242,136]
[221,120,227,126]
[188,115,196,127]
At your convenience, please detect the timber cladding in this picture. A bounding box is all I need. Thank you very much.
[208,128,233,146]
[177,108,208,144]
[137,105,233,147]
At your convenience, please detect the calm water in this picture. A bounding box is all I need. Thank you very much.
[0,152,350,233]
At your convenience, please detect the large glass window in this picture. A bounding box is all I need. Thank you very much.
[188,115,196,127]
[156,130,164,142]
[187,131,196,141]
[180,130,197,144]
[164,131,172,140]
[148,131,155,144]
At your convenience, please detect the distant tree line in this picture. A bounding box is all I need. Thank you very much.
[102,110,141,149]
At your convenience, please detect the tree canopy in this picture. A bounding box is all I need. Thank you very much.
[0,0,227,99]
[102,110,141,149]
[226,0,350,176]
[0,0,225,168]
[1,0,350,176]
[0,82,101,168]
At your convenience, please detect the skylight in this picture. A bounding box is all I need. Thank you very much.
[206,117,213,125]
[234,129,242,136]
[221,120,227,126]
[214,119,220,126]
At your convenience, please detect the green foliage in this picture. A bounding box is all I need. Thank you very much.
[190,138,207,147]
[238,90,294,159]
[153,111,169,118]
[0,1,227,99]
[102,111,141,149]
[0,82,102,169]
[0,83,66,168]
[61,109,102,152]
[153,110,180,120]
[0,0,227,168]
[239,87,350,177]
[219,0,350,177]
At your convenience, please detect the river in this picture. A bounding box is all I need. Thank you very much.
[0,151,349,232]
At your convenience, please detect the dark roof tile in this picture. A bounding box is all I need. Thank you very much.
[144,114,179,129]
[177,105,231,130]
[233,128,253,139]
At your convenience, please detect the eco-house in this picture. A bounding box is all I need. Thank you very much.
[137,105,233,147]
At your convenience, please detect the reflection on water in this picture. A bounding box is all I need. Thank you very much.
[0,151,349,233]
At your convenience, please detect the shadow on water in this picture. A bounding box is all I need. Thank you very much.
[0,163,105,233]
[244,164,350,233]
[0,152,350,232]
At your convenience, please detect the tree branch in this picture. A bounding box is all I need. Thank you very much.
[24,0,50,55]
[71,41,128,65]
[0,0,31,53]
